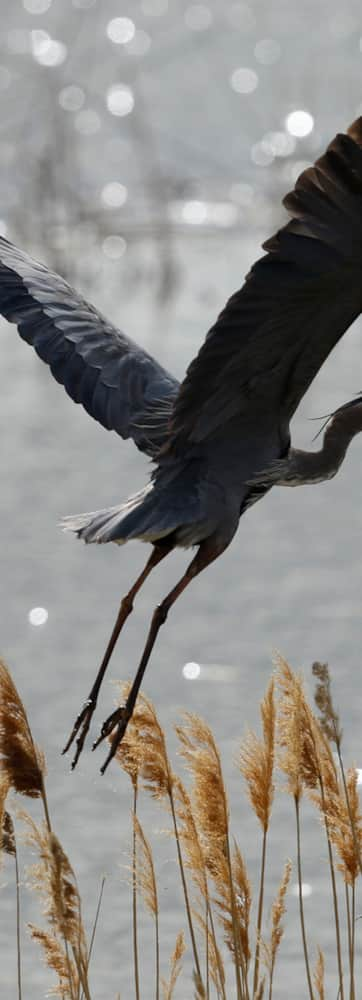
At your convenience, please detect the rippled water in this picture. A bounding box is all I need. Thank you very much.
[1,232,362,997]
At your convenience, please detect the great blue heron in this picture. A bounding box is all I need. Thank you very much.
[1,117,362,772]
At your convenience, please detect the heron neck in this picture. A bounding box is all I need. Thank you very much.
[290,431,350,484]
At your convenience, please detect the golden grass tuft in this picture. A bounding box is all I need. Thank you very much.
[1,656,362,998]
[313,947,325,1000]
[161,930,185,1000]
[28,924,78,998]
[133,814,158,918]
[312,662,342,746]
[0,660,45,798]
[113,685,174,799]
[1,809,16,857]
[238,679,275,832]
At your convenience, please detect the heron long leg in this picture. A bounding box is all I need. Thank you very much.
[63,540,173,768]
[93,537,222,774]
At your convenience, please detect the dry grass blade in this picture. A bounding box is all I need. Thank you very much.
[133,815,159,1000]
[0,660,45,798]
[0,776,10,855]
[262,859,292,1000]
[313,947,325,1000]
[176,714,229,861]
[133,815,158,917]
[238,679,275,832]
[23,814,90,999]
[1,808,15,857]
[174,778,208,901]
[194,908,225,998]
[232,841,251,971]
[322,768,362,886]
[276,656,322,798]
[313,662,362,881]
[238,680,275,997]
[28,924,77,998]
[176,714,245,999]
[269,860,291,966]
[113,687,173,799]
[161,930,185,1000]
[312,663,342,745]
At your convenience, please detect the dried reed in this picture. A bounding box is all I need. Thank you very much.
[161,930,185,1000]
[133,815,160,1000]
[1,656,361,998]
[238,679,275,997]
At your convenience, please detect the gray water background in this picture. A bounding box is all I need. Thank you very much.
[1,0,362,994]
[1,230,362,998]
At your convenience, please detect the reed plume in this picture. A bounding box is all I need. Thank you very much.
[313,948,325,1000]
[176,713,247,1000]
[313,662,362,880]
[161,930,185,1000]
[24,814,90,1000]
[174,777,225,997]
[28,925,78,999]
[133,815,160,1000]
[0,659,45,801]
[262,859,291,1000]
[238,679,275,996]
[276,657,315,1000]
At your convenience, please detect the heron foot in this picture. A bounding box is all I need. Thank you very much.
[92,704,131,774]
[62,698,96,769]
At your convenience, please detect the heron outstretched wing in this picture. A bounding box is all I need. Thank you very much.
[0,238,179,457]
[169,118,362,450]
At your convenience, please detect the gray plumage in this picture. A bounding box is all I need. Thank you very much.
[2,116,362,770]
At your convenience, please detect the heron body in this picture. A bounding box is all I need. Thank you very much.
[2,117,362,769]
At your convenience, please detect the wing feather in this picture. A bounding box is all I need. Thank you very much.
[0,238,179,456]
[169,118,362,450]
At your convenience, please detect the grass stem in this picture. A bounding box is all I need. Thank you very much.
[295,797,314,1000]
[253,827,267,998]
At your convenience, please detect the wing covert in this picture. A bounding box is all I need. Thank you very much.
[169,118,362,450]
[0,237,179,457]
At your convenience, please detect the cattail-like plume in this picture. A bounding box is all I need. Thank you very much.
[0,660,45,800]
[238,679,275,996]
[161,930,185,1000]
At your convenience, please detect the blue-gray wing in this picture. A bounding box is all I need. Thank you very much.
[0,237,179,457]
[168,118,362,451]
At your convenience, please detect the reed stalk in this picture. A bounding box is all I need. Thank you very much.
[132,785,140,1000]
[295,796,314,1000]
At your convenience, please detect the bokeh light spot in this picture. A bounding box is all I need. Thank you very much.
[102,235,127,259]
[31,31,67,66]
[107,84,134,117]
[58,85,85,112]
[101,182,128,208]
[230,67,258,95]
[291,882,313,898]
[285,110,314,138]
[23,0,52,12]
[183,661,201,680]
[106,17,135,45]
[28,607,48,627]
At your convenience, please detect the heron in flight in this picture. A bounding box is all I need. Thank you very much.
[1,117,362,772]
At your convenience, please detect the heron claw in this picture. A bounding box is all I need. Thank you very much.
[92,704,131,773]
[62,697,96,769]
